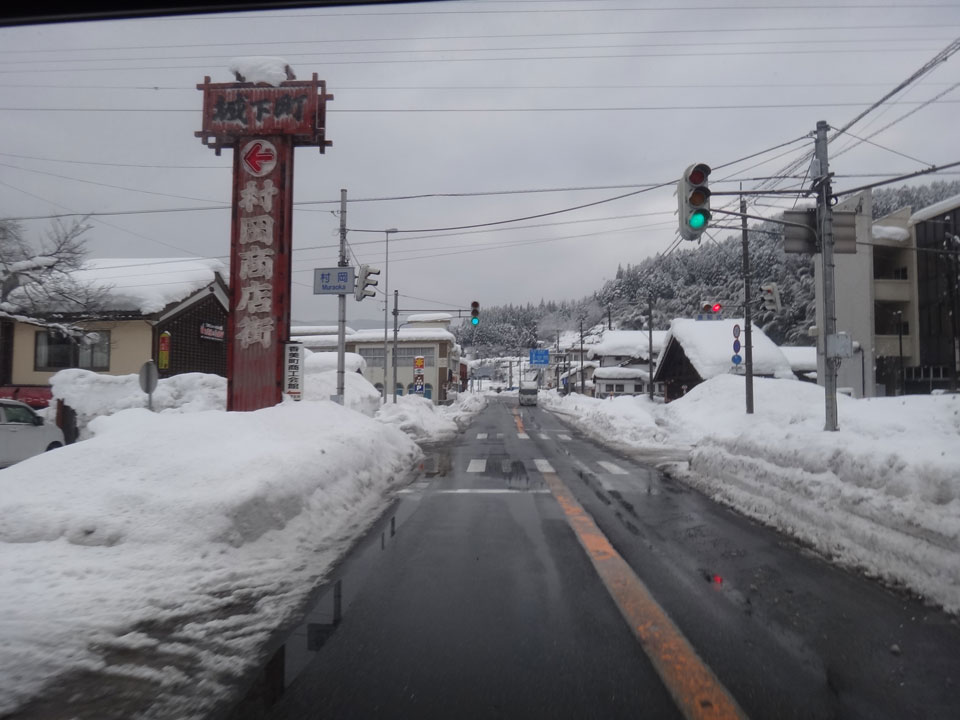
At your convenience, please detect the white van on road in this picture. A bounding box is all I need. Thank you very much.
[518,381,538,406]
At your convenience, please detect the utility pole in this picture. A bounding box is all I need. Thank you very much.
[335,189,347,405]
[647,294,654,400]
[741,189,754,414]
[607,306,612,330]
[579,318,585,394]
[392,290,399,403]
[815,120,839,431]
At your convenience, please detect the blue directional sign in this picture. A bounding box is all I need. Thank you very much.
[529,348,550,366]
[732,354,742,365]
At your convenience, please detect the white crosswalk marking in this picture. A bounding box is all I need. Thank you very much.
[496,433,504,439]
[558,434,571,441]
[517,433,530,439]
[477,433,488,440]
[467,459,487,473]
[436,489,550,495]
[534,459,555,474]
[539,433,550,440]
[597,461,628,475]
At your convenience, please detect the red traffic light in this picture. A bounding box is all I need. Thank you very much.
[686,163,711,186]
[712,303,722,313]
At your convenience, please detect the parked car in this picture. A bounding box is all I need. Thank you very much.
[0,400,64,469]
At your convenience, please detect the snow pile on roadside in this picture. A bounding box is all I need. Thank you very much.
[376,394,460,442]
[0,401,421,718]
[301,366,381,416]
[50,369,226,437]
[541,376,960,613]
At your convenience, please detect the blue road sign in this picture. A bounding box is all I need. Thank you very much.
[732,354,743,365]
[733,339,741,353]
[529,348,550,366]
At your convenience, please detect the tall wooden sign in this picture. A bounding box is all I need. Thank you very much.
[197,74,332,411]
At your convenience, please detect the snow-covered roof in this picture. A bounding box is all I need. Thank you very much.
[72,258,226,315]
[909,192,960,226]
[291,325,355,336]
[779,346,817,373]
[662,318,794,380]
[406,313,452,324]
[304,350,366,373]
[559,361,598,379]
[348,328,457,344]
[593,366,649,380]
[586,330,667,360]
[228,57,294,86]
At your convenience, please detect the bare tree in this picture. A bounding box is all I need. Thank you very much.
[0,217,110,324]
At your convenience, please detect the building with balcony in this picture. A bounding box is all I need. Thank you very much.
[814,190,960,397]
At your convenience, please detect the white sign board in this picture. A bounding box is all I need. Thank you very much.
[284,343,303,400]
[313,267,355,295]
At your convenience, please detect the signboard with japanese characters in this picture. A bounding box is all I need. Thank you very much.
[414,375,425,394]
[198,74,332,411]
[414,355,425,375]
[284,343,303,401]
[313,266,355,295]
[158,331,171,370]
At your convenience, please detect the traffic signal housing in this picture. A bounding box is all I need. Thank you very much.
[354,264,380,302]
[678,163,712,241]
[760,283,782,313]
[470,301,480,326]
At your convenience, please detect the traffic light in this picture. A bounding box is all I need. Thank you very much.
[678,163,712,241]
[354,264,380,302]
[700,301,722,314]
[760,283,782,312]
[470,301,480,326]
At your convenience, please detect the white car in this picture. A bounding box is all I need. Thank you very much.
[0,400,64,469]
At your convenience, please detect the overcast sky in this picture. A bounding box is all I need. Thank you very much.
[1,1,959,326]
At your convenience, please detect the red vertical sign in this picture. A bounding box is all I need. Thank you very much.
[226,136,293,411]
[197,75,332,412]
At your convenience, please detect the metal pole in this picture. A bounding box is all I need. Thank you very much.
[383,228,397,403]
[897,311,904,395]
[647,294,654,400]
[579,319,585,394]
[335,189,347,405]
[815,120,839,431]
[741,190,754,414]
[392,289,399,403]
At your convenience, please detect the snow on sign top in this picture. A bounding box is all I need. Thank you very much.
[227,57,294,86]
[666,318,794,380]
[406,313,453,324]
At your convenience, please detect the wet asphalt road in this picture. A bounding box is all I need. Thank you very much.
[253,396,960,720]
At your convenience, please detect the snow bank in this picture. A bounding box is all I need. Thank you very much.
[542,376,960,613]
[376,394,459,442]
[0,401,421,717]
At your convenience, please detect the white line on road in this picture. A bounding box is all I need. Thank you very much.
[534,459,555,474]
[558,434,571,441]
[517,433,530,439]
[476,433,488,440]
[597,461,629,475]
[539,433,550,440]
[467,459,487,473]
[436,489,551,494]
[496,433,504,439]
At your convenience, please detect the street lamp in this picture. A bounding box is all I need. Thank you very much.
[383,227,398,403]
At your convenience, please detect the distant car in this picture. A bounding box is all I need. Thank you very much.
[0,400,64,469]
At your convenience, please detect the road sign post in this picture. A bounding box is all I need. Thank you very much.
[139,360,159,411]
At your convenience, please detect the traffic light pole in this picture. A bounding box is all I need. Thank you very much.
[815,120,840,432]
[741,191,755,414]
[392,289,399,403]
[335,188,348,405]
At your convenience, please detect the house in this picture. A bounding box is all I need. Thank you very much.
[0,258,229,407]
[814,189,960,397]
[559,361,597,396]
[293,313,460,404]
[653,318,794,402]
[586,329,667,397]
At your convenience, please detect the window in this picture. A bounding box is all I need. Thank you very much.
[358,348,384,369]
[35,330,110,371]
[614,384,625,393]
[394,346,435,367]
[2,404,36,424]
[395,383,404,396]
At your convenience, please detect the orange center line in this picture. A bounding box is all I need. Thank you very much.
[512,408,524,434]
[543,471,748,720]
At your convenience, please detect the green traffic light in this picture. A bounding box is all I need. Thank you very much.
[689,210,708,230]
[471,317,479,325]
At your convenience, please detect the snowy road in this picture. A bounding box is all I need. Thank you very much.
[233,396,960,720]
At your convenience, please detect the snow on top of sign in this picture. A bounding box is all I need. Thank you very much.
[406,313,453,324]
[593,366,649,380]
[872,224,910,242]
[586,330,667,360]
[908,192,960,226]
[68,258,226,315]
[228,57,294,86]
[665,318,793,379]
